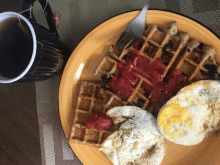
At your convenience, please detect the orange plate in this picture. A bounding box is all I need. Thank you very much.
[59,10,220,165]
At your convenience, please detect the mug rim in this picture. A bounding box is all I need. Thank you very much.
[0,11,37,83]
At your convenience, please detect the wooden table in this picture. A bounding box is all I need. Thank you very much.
[0,1,41,165]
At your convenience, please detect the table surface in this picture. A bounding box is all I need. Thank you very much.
[0,0,219,165]
[0,1,41,165]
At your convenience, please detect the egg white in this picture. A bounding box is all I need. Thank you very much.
[157,80,220,146]
[101,106,166,165]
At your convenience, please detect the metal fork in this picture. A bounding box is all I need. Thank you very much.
[116,0,150,50]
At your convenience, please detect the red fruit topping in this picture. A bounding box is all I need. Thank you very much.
[86,113,99,129]
[142,69,187,109]
[86,113,112,131]
[107,49,187,111]
[108,75,134,101]
[95,114,112,131]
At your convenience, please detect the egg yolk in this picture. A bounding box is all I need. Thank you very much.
[158,104,193,138]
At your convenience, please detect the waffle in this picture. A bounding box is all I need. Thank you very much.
[174,39,216,82]
[94,22,189,77]
[67,81,120,147]
[93,22,217,116]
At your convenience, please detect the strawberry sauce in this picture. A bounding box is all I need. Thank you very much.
[107,49,187,109]
[86,113,112,131]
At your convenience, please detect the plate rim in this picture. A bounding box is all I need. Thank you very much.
[59,10,220,165]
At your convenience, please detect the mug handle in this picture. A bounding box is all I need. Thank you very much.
[22,0,59,38]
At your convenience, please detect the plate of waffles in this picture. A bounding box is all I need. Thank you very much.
[59,10,220,165]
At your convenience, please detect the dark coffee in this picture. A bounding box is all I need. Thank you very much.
[0,17,33,78]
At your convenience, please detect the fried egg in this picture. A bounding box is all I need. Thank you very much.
[157,80,220,146]
[100,106,166,165]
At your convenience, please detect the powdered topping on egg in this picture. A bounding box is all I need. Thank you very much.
[100,106,166,165]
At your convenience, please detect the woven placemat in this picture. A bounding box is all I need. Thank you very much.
[34,0,220,164]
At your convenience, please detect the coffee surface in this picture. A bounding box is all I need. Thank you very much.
[0,17,33,78]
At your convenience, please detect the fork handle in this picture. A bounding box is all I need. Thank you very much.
[138,0,150,21]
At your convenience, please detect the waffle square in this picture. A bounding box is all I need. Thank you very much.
[68,81,120,146]
[175,40,216,82]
